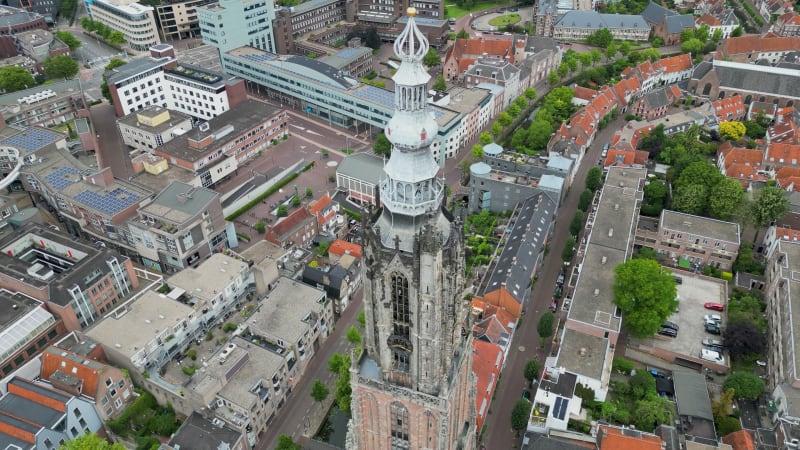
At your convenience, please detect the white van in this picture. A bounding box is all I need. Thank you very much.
[700,348,725,364]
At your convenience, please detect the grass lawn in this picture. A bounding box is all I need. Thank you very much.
[445,1,515,18]
[488,13,520,26]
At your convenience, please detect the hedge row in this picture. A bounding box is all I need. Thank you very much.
[225,161,315,221]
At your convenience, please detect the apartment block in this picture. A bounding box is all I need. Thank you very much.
[0,81,89,129]
[271,0,347,54]
[14,29,69,65]
[0,290,63,378]
[40,345,133,420]
[161,411,246,450]
[0,377,104,449]
[106,44,247,119]
[635,210,740,271]
[0,224,140,332]
[117,105,192,152]
[155,0,215,41]
[468,161,564,213]
[264,206,319,249]
[84,0,160,52]
[0,5,47,58]
[127,181,235,273]
[197,0,277,54]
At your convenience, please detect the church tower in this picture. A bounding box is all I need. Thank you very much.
[347,8,476,450]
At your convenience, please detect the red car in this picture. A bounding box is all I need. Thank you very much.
[704,302,724,311]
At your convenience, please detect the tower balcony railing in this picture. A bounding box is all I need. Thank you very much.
[383,197,441,216]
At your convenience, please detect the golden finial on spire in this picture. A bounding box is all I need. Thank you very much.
[407,7,416,17]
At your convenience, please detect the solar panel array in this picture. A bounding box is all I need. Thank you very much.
[43,166,81,190]
[74,188,141,215]
[553,396,568,421]
[336,48,363,59]
[1,128,62,154]
[241,53,274,64]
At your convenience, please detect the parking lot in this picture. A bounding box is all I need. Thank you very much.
[645,272,728,366]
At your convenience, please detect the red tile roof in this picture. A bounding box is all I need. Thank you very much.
[446,38,516,75]
[777,11,800,26]
[721,34,800,56]
[719,146,763,169]
[604,149,649,167]
[712,95,746,121]
[572,86,597,102]
[776,166,800,188]
[773,226,800,242]
[472,340,504,432]
[598,425,663,450]
[696,13,721,26]
[657,53,692,74]
[721,430,755,450]
[766,143,800,165]
[266,206,314,242]
[328,239,362,258]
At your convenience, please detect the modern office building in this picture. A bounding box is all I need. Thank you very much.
[348,10,475,449]
[197,0,276,54]
[0,80,89,129]
[84,0,161,52]
[155,0,215,41]
[0,289,64,378]
[116,105,193,151]
[0,5,47,58]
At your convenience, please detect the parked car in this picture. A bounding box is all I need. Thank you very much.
[702,338,723,347]
[704,302,724,311]
[448,18,456,24]
[700,348,725,364]
[508,6,519,11]
[662,320,679,331]
[658,327,677,337]
[756,360,767,367]
[673,276,683,284]
[704,314,721,323]
[550,299,558,312]
[705,322,721,335]
[522,389,531,400]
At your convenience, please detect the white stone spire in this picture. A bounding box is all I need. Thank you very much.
[381,7,443,225]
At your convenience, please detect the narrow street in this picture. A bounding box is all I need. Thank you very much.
[256,290,363,450]
[480,116,625,449]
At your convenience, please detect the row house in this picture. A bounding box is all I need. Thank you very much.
[776,166,800,190]
[711,95,747,122]
[0,377,105,448]
[719,33,800,63]
[0,289,64,378]
[443,38,515,82]
[695,9,740,39]
[473,193,556,318]
[623,53,693,94]
[757,0,793,22]
[611,77,642,113]
[309,193,339,235]
[472,339,503,434]
[155,100,287,188]
[463,59,521,109]
[271,0,347,54]
[768,106,800,144]
[717,141,768,188]
[774,11,800,36]
[264,206,319,249]
[470,300,515,365]
[128,181,236,274]
[694,0,726,16]
[40,344,133,420]
[162,411,247,450]
[430,86,493,151]
[765,142,800,172]
[630,85,681,120]
[634,209,741,270]
[0,224,140,332]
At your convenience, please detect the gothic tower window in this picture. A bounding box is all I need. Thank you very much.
[390,272,411,372]
[390,401,410,449]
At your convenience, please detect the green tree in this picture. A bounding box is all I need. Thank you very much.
[277,204,288,217]
[708,177,744,220]
[633,397,674,432]
[524,87,537,99]
[711,28,723,42]
[432,74,447,91]
[751,185,789,241]
[586,28,613,47]
[311,379,330,403]
[732,26,743,37]
[525,119,553,153]
[677,161,724,188]
[511,399,533,433]
[723,372,766,399]
[733,243,764,275]
[590,49,602,64]
[672,184,709,215]
[456,29,469,39]
[328,352,349,374]
[605,42,618,61]
[570,210,584,236]
[514,96,529,110]
[578,189,593,212]
[562,235,576,261]
[496,111,512,128]
[491,121,503,137]
[585,166,603,192]
[357,309,366,328]
[634,247,659,260]
[334,365,352,413]
[346,325,362,345]
[723,321,766,360]
[59,433,126,450]
[101,57,127,103]
[276,435,302,450]
[613,259,678,337]
[44,54,79,80]
[54,31,81,50]
[719,121,746,141]
[713,388,736,418]
[373,132,392,156]
[254,220,266,234]
[423,47,441,67]
[524,359,541,382]
[547,71,560,85]
[0,66,36,93]
[578,51,593,69]
[479,131,492,146]
[680,28,696,42]
[716,416,742,435]
[537,311,554,339]
[640,48,661,62]
[471,144,483,159]
[681,38,704,57]
[618,41,632,57]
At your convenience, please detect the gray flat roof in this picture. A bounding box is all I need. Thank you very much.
[0,79,81,109]
[157,99,282,163]
[337,152,385,185]
[0,289,40,328]
[775,241,800,384]
[557,327,609,382]
[140,181,218,226]
[216,337,286,408]
[106,56,172,86]
[86,290,195,359]
[567,167,646,332]
[0,5,42,27]
[169,411,243,450]
[165,64,227,89]
[443,86,492,115]
[244,277,326,345]
[176,44,223,73]
[660,210,740,243]
[167,253,249,301]
[673,371,714,421]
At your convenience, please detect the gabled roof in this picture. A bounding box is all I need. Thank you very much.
[266,207,315,242]
[598,424,663,450]
[696,13,721,26]
[776,166,800,188]
[641,88,671,109]
[473,315,511,344]
[719,145,763,169]
[773,226,800,242]
[712,95,746,121]
[721,429,755,450]
[572,86,598,102]
[657,53,693,74]
[604,149,649,167]
[766,142,800,164]
[642,1,676,25]
[328,239,362,258]
[721,34,800,56]
[665,14,696,34]
[472,339,503,431]
[612,77,641,106]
